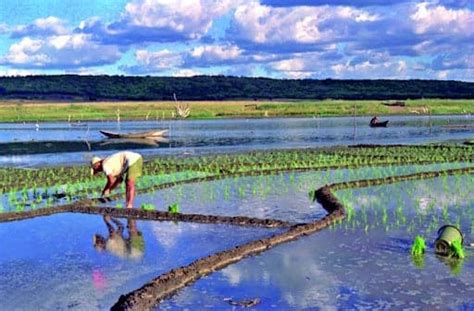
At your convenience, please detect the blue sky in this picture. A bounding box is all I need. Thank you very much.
[0,0,472,80]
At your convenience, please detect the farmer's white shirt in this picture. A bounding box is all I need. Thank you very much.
[102,151,141,177]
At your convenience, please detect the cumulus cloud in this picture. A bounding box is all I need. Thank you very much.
[228,2,379,51]
[80,0,244,45]
[11,17,69,38]
[331,59,409,79]
[185,44,243,66]
[265,49,344,78]
[135,49,183,69]
[120,48,185,74]
[0,0,472,80]
[431,53,474,70]
[411,2,474,36]
[172,69,201,77]
[0,34,122,68]
[261,0,410,7]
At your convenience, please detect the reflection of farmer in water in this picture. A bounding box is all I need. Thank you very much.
[93,215,145,259]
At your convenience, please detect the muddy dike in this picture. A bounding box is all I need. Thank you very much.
[328,167,474,191]
[2,165,472,310]
[111,166,472,310]
[111,191,345,311]
[0,202,292,228]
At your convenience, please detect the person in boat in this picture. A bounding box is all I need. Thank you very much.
[370,116,379,126]
[93,215,145,259]
[90,151,143,209]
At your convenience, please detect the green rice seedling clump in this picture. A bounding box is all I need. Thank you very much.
[141,203,155,211]
[411,235,426,256]
[168,203,180,214]
[450,239,465,259]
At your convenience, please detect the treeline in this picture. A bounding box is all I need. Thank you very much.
[0,75,472,101]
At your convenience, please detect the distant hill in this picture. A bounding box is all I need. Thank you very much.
[0,75,472,101]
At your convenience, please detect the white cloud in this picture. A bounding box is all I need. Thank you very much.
[191,44,242,60]
[437,70,448,79]
[411,3,474,36]
[172,69,201,77]
[230,2,379,45]
[3,37,46,65]
[12,17,69,37]
[0,34,121,68]
[122,0,243,40]
[331,58,409,78]
[135,49,183,69]
[271,58,307,72]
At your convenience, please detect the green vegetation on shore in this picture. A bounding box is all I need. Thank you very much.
[1,75,473,101]
[0,99,472,122]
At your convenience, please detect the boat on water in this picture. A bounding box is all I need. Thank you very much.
[99,129,168,139]
[369,120,389,128]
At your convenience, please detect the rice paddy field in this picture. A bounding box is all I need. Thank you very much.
[0,114,473,310]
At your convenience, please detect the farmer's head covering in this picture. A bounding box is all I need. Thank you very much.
[90,156,102,175]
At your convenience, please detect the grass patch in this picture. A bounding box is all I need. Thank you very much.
[0,99,472,122]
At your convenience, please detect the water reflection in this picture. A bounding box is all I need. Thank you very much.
[0,115,472,167]
[160,175,474,310]
[93,216,145,260]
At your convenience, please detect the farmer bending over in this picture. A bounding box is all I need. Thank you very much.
[91,151,143,208]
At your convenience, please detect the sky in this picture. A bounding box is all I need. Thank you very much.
[0,0,472,80]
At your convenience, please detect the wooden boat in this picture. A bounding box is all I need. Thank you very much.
[369,120,389,128]
[99,129,168,139]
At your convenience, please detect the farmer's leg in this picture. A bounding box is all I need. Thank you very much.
[125,157,143,208]
[126,178,136,209]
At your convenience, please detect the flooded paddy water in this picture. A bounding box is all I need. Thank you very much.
[0,213,280,310]
[0,115,473,309]
[160,174,474,310]
[127,162,472,223]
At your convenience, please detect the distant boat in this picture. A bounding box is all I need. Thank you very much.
[99,129,168,139]
[369,120,389,128]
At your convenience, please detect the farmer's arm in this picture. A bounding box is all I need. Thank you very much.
[102,174,120,196]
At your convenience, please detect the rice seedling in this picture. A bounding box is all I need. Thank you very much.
[411,236,426,255]
[141,203,155,211]
[450,239,465,259]
[168,203,180,214]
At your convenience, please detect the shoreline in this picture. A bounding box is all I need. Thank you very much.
[0,99,472,122]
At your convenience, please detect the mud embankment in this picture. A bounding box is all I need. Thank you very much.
[0,202,292,228]
[110,166,473,311]
[111,187,345,311]
[1,166,472,310]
